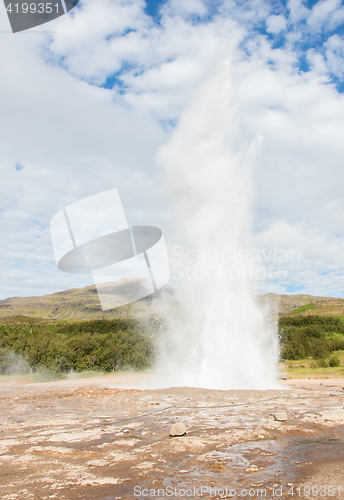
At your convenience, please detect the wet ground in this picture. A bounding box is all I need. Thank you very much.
[0,374,344,499]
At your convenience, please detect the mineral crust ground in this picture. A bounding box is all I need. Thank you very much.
[1,374,344,499]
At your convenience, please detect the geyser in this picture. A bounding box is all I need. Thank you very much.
[154,59,279,390]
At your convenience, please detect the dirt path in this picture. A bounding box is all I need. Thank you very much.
[1,374,344,499]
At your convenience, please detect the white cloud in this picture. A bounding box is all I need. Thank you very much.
[286,0,310,25]
[2,0,344,298]
[307,0,342,32]
[48,3,240,120]
[266,15,287,34]
[48,0,150,83]
[325,34,344,78]
[161,0,208,17]
[255,219,344,296]
[0,10,167,297]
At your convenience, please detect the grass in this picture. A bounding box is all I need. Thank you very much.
[0,373,34,383]
[325,331,344,340]
[0,370,104,383]
[280,350,344,378]
[291,303,315,314]
[0,368,153,384]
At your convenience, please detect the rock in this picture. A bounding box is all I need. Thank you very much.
[245,465,259,473]
[169,422,187,436]
[274,411,288,421]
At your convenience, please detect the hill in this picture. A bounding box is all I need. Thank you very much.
[0,278,174,321]
[261,294,344,317]
[1,281,343,320]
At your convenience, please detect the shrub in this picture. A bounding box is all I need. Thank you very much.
[329,355,341,367]
[0,318,155,373]
[279,315,344,360]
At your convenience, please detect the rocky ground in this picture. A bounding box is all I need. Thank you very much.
[0,374,344,500]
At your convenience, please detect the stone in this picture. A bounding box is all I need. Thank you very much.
[169,422,187,436]
[245,465,259,473]
[274,411,288,421]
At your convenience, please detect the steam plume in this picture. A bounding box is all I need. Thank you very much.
[154,58,279,389]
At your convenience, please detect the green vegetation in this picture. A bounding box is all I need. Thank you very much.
[329,354,341,367]
[2,311,344,378]
[280,351,344,378]
[279,315,344,361]
[0,317,155,375]
[290,303,314,314]
[311,354,342,369]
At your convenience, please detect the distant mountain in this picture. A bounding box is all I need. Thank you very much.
[0,281,343,321]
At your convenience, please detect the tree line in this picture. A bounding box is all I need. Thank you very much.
[1,314,344,375]
[279,315,344,360]
[0,318,155,374]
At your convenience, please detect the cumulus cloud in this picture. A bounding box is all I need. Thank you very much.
[325,34,344,77]
[1,0,344,298]
[266,15,287,34]
[307,0,344,33]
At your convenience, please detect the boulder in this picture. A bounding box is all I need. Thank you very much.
[169,422,187,436]
[274,411,288,421]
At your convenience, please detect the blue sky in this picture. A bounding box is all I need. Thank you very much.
[1,0,344,299]
[53,0,344,93]
[99,0,344,93]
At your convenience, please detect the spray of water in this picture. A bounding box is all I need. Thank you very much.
[153,59,279,390]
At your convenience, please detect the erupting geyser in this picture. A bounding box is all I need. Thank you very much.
[153,58,279,390]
